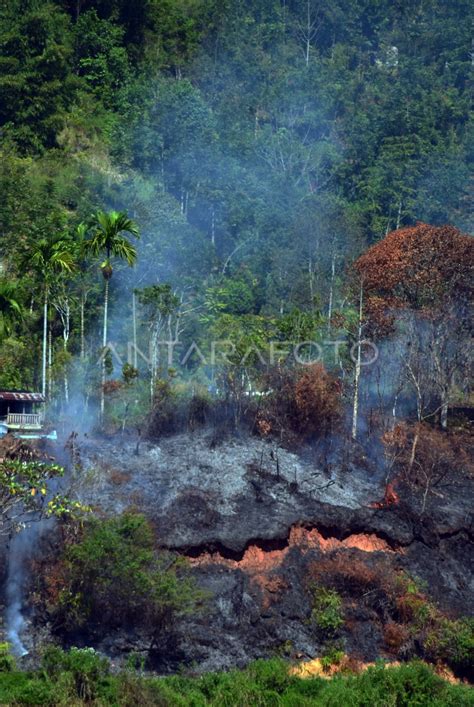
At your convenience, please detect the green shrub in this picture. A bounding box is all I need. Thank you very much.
[308,661,474,706]
[425,617,474,676]
[311,586,344,635]
[42,646,110,702]
[247,658,294,693]
[320,643,345,671]
[42,513,204,649]
[0,672,55,705]
[0,642,15,672]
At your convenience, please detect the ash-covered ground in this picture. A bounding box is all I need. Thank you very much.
[59,429,473,673]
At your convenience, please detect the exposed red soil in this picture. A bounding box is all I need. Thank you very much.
[189,526,399,607]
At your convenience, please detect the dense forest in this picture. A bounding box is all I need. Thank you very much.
[0,1,472,704]
[0,0,472,420]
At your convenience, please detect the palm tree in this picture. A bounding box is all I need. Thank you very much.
[27,233,75,396]
[87,211,139,418]
[0,279,23,339]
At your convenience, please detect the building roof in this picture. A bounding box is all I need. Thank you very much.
[0,391,46,402]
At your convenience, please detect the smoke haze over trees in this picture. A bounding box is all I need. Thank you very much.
[0,0,472,410]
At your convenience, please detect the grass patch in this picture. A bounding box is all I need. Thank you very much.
[0,651,472,706]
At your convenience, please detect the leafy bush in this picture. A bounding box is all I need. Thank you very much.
[0,643,15,673]
[425,617,474,678]
[320,644,345,671]
[311,586,344,635]
[42,646,110,702]
[0,672,55,705]
[146,379,179,435]
[383,622,410,654]
[293,363,343,436]
[247,658,294,693]
[256,363,342,441]
[38,513,204,650]
[147,380,213,436]
[396,591,432,627]
[310,660,474,707]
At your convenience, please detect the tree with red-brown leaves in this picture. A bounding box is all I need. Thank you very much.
[294,363,343,437]
[351,223,472,429]
[257,363,342,440]
[353,222,472,336]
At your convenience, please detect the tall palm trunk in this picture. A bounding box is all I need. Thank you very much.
[48,326,52,399]
[42,290,48,397]
[100,279,109,419]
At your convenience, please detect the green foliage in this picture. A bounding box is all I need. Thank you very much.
[0,337,35,389]
[0,0,472,415]
[48,513,203,642]
[0,672,55,705]
[73,10,130,111]
[137,283,179,318]
[0,279,23,339]
[311,586,345,635]
[320,643,345,671]
[0,3,77,152]
[42,646,110,702]
[87,209,140,272]
[0,643,15,673]
[25,231,76,286]
[0,657,472,706]
[277,309,325,345]
[425,617,474,675]
[0,458,88,534]
[122,362,139,384]
[204,274,258,318]
[210,313,277,369]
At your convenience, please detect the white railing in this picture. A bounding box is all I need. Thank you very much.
[6,413,42,427]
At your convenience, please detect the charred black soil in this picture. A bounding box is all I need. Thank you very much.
[25,428,468,674]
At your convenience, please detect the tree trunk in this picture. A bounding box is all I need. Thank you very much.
[63,300,70,405]
[42,291,48,397]
[131,290,137,369]
[351,282,363,440]
[327,251,336,334]
[392,391,399,425]
[64,367,69,405]
[161,145,165,191]
[100,279,109,420]
[396,200,402,230]
[440,395,448,429]
[80,293,85,360]
[211,206,216,246]
[408,426,420,473]
[48,326,52,400]
[308,256,315,308]
[150,327,158,404]
[305,0,310,66]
